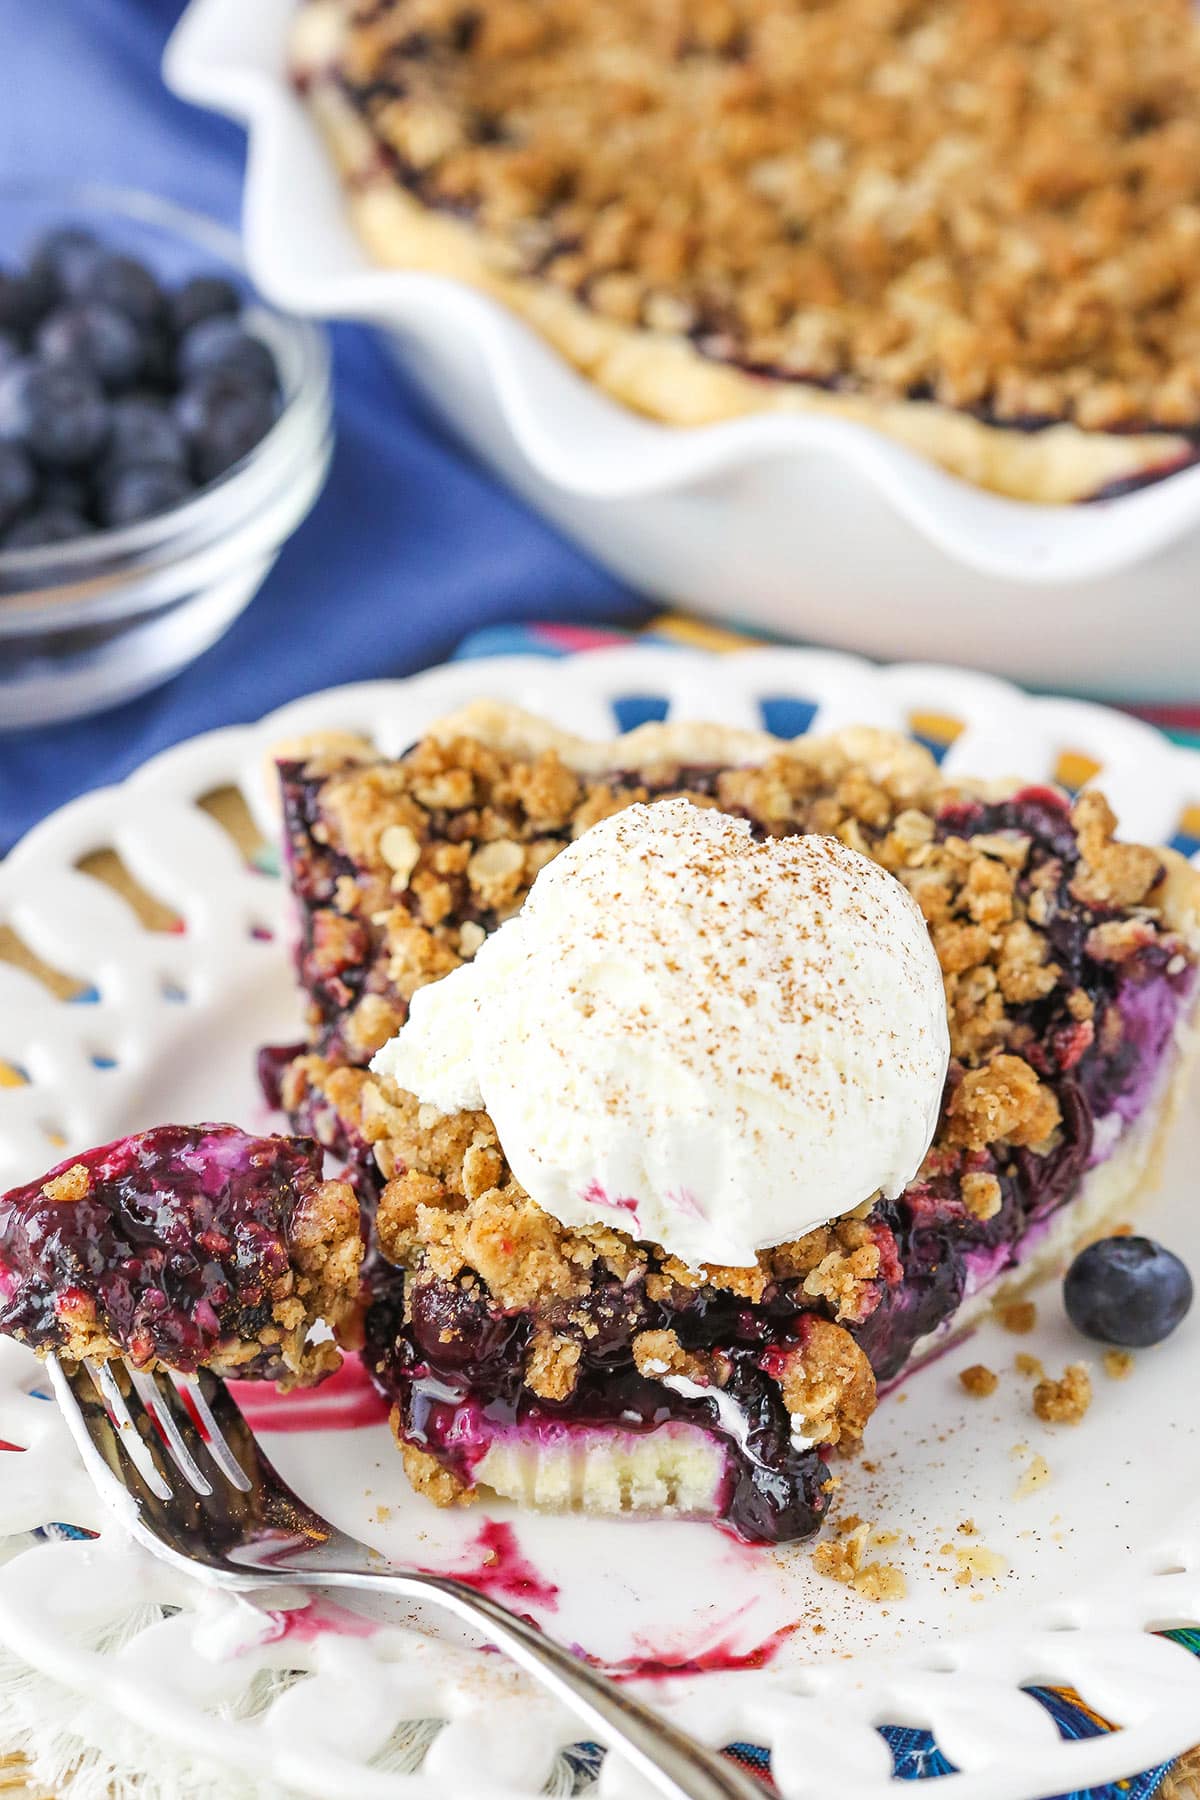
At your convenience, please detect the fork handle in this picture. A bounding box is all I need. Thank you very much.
[296,1567,765,1800]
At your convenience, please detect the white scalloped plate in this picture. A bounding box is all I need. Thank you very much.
[4,647,1200,1800]
[163,0,1200,696]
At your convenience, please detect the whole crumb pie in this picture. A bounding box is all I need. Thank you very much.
[292,0,1200,502]
[262,703,1200,1541]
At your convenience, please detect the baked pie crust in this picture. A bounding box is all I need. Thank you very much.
[292,0,1200,502]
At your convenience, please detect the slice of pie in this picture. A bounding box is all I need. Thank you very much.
[291,0,1200,503]
[267,704,1200,1541]
[0,1125,363,1386]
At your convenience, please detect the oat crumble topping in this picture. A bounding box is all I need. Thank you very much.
[768,1320,876,1448]
[996,1300,1038,1335]
[324,0,1200,433]
[813,1519,908,1600]
[41,1164,91,1205]
[959,1362,999,1397]
[1033,1361,1093,1423]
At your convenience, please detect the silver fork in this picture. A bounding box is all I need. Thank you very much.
[47,1355,765,1800]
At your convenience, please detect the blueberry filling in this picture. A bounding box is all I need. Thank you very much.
[0,1123,355,1382]
[365,1271,832,1544]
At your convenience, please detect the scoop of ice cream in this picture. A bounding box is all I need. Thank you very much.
[372,798,949,1268]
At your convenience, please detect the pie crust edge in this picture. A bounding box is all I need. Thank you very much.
[293,0,1192,507]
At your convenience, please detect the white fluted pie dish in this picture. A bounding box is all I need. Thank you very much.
[164,0,1200,697]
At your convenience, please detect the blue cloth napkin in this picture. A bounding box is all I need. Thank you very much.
[0,1,647,856]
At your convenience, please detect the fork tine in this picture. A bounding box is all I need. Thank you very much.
[127,1368,214,1497]
[83,1358,173,1502]
[172,1369,253,1493]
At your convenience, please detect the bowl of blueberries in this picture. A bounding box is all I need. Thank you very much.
[0,184,333,727]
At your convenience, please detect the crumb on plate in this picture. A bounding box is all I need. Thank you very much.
[1033,1363,1092,1425]
[996,1300,1038,1335]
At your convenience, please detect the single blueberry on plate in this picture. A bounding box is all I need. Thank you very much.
[0,442,36,529]
[1064,1235,1193,1348]
[92,254,163,326]
[177,316,277,391]
[97,462,194,528]
[104,395,187,472]
[176,375,279,483]
[4,507,90,550]
[29,226,103,300]
[0,363,110,468]
[36,303,144,391]
[170,274,241,336]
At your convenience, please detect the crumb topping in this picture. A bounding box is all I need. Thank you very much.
[41,1164,91,1205]
[813,1519,907,1599]
[765,1319,877,1448]
[326,0,1200,433]
[396,1431,477,1507]
[1033,1361,1093,1423]
[369,1070,893,1321]
[960,1170,1002,1221]
[947,1054,1061,1153]
[959,1362,998,1397]
[997,1299,1038,1335]
[632,1326,727,1389]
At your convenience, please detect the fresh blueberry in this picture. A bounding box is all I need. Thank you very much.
[0,360,33,441]
[137,327,176,390]
[3,507,90,550]
[96,462,194,528]
[177,316,277,391]
[170,275,242,336]
[0,269,47,339]
[92,254,163,326]
[0,442,36,529]
[0,363,110,468]
[36,303,144,391]
[39,472,91,517]
[0,330,22,375]
[1064,1235,1193,1348]
[104,395,187,472]
[175,374,279,483]
[29,226,104,300]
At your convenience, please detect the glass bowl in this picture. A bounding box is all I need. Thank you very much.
[0,183,333,729]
